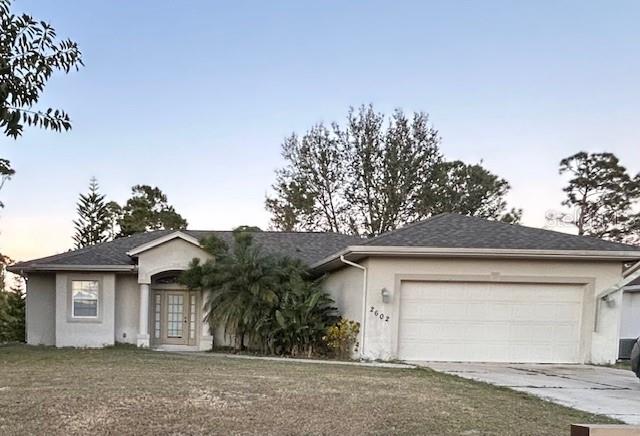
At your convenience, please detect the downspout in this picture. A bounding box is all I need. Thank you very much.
[339,255,368,360]
[594,260,640,332]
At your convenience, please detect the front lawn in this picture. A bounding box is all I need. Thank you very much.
[0,345,619,435]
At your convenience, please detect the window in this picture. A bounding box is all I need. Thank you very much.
[71,280,99,318]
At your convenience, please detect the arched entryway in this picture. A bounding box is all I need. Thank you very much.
[149,270,200,349]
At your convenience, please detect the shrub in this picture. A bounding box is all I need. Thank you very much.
[264,275,338,357]
[0,281,25,343]
[324,318,360,359]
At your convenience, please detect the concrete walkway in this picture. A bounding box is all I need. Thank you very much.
[416,362,640,424]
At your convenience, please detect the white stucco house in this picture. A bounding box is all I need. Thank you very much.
[9,213,640,364]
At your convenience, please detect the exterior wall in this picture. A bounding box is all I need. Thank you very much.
[335,257,624,364]
[114,274,139,344]
[621,291,640,339]
[137,239,212,284]
[25,273,56,346]
[322,263,365,324]
[55,272,116,348]
[137,238,214,349]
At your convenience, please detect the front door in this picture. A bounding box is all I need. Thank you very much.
[152,290,198,346]
[165,292,187,344]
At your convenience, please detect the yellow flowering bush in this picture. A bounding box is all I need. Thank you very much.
[323,318,360,359]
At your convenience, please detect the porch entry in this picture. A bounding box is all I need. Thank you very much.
[151,290,199,345]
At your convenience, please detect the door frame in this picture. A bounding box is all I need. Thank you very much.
[151,287,200,347]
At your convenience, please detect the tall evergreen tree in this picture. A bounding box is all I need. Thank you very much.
[72,177,111,248]
[559,152,640,242]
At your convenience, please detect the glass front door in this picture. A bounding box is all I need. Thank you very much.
[166,293,185,340]
[152,290,198,346]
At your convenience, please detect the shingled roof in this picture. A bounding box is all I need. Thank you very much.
[10,214,640,273]
[361,213,639,252]
[9,230,362,271]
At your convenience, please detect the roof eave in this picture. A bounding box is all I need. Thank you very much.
[311,245,640,271]
[7,264,137,274]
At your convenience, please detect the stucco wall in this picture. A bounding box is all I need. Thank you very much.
[322,263,365,324]
[25,273,56,346]
[137,238,213,284]
[55,272,116,348]
[621,291,640,339]
[327,256,623,364]
[114,274,139,344]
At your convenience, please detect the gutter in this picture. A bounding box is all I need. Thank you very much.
[593,259,640,332]
[312,246,640,271]
[339,255,368,361]
[6,264,137,274]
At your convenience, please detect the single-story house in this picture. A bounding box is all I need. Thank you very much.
[620,275,640,359]
[9,213,640,364]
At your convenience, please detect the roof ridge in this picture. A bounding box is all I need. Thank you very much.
[186,229,360,236]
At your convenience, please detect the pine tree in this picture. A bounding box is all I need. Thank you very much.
[116,185,188,237]
[73,177,111,248]
[559,152,640,242]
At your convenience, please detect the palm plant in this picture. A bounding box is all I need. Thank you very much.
[185,231,279,349]
[259,258,337,356]
[181,230,338,355]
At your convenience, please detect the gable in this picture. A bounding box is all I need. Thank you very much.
[136,238,213,283]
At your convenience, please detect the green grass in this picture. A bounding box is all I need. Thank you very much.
[0,344,620,435]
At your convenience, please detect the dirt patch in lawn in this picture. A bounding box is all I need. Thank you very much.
[0,345,619,435]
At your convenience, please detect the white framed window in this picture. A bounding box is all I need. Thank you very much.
[71,280,99,318]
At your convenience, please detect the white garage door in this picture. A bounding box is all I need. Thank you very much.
[398,281,584,363]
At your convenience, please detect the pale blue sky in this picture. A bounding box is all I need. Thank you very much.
[1,0,639,261]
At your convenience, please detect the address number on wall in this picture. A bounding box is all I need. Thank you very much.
[370,306,390,322]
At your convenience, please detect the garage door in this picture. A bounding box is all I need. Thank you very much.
[398,281,584,363]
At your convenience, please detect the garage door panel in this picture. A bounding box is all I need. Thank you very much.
[401,302,459,319]
[398,281,584,363]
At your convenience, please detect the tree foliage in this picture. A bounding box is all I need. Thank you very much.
[342,107,442,235]
[559,152,640,242]
[421,160,522,222]
[233,225,262,232]
[267,105,520,236]
[1,0,83,138]
[72,177,111,248]
[113,185,188,237]
[0,278,24,343]
[0,252,9,292]
[181,230,338,356]
[0,157,15,208]
[0,254,24,343]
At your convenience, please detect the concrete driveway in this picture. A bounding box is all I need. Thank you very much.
[416,362,640,424]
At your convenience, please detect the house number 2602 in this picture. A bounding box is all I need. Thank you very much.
[370,306,389,322]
